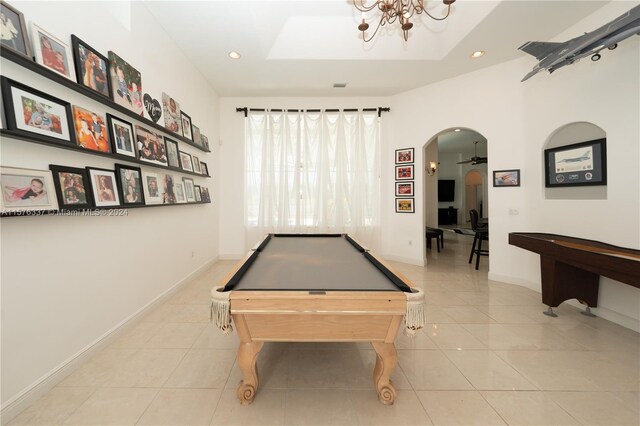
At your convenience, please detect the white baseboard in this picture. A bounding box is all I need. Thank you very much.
[487,272,640,333]
[0,257,219,424]
[381,254,425,267]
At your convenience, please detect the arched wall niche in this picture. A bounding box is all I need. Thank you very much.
[544,121,607,200]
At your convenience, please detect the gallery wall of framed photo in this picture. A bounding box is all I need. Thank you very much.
[0,0,215,216]
[395,147,415,213]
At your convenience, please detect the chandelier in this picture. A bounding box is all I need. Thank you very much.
[353,0,457,42]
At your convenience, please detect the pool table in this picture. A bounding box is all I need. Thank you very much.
[210,234,424,405]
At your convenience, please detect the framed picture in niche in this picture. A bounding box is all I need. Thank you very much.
[181,111,193,140]
[49,164,93,210]
[142,170,162,205]
[395,165,413,180]
[493,169,520,187]
[544,138,606,187]
[108,51,143,116]
[395,181,414,196]
[395,148,414,164]
[0,166,58,213]
[107,114,136,158]
[115,164,144,206]
[1,76,73,142]
[71,35,111,98]
[87,167,120,208]
[164,138,180,168]
[183,177,195,202]
[135,125,167,166]
[31,23,75,81]
[179,151,194,172]
[162,92,182,135]
[0,1,31,59]
[72,106,110,153]
[395,198,414,213]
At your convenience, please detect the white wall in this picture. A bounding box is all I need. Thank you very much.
[218,96,389,258]
[1,1,220,410]
[383,2,640,328]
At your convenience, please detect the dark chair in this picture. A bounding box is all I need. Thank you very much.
[426,226,444,249]
[425,227,441,252]
[468,209,489,270]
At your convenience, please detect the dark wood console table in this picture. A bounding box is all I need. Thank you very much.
[509,233,640,316]
[438,208,458,225]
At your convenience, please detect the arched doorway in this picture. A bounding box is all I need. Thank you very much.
[422,128,489,264]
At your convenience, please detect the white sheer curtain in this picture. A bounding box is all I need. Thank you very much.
[245,109,380,249]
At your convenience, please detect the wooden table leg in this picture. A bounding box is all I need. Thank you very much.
[371,341,398,405]
[236,341,264,405]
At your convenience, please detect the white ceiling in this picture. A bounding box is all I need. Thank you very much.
[143,0,608,97]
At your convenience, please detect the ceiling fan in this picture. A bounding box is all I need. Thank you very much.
[456,141,487,165]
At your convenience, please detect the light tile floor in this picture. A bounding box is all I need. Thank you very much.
[7,233,640,425]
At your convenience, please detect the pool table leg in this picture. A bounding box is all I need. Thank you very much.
[236,341,264,405]
[371,341,398,405]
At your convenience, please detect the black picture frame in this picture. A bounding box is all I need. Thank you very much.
[493,169,521,187]
[70,35,112,99]
[200,186,211,203]
[49,164,94,210]
[115,164,145,206]
[544,138,607,188]
[106,113,136,158]
[194,184,202,202]
[395,198,414,213]
[395,165,414,180]
[165,137,180,168]
[1,76,74,143]
[200,162,209,176]
[180,111,193,141]
[0,1,31,59]
[182,177,196,202]
[395,181,414,196]
[179,150,194,172]
[395,148,414,164]
[86,167,121,208]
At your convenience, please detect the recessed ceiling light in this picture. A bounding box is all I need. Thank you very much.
[228,51,241,59]
[454,128,461,132]
[470,50,485,59]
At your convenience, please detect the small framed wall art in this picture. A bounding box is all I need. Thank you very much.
[0,1,31,59]
[180,111,193,140]
[395,181,414,196]
[72,106,111,153]
[142,170,162,205]
[395,165,414,180]
[115,164,145,206]
[49,164,93,210]
[31,23,75,81]
[493,169,520,187]
[395,148,414,164]
[544,138,606,187]
[87,167,120,208]
[107,114,136,158]
[183,177,196,202]
[71,35,111,98]
[164,138,180,169]
[395,198,414,213]
[0,166,58,213]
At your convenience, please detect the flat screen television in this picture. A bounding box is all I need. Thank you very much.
[438,180,455,202]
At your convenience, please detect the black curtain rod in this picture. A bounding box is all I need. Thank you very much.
[235,107,390,118]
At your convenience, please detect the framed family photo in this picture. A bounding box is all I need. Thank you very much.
[31,23,75,81]
[181,111,193,140]
[174,181,187,204]
[142,170,162,205]
[395,148,414,164]
[493,169,520,187]
[182,177,196,202]
[87,167,120,208]
[192,124,201,147]
[135,125,167,166]
[193,185,202,202]
[165,138,180,168]
[200,186,211,203]
[107,114,136,158]
[72,106,110,153]
[395,165,414,180]
[108,51,143,116]
[49,164,92,210]
[192,155,202,174]
[544,138,607,188]
[0,1,31,59]
[1,76,73,142]
[0,166,58,213]
[395,198,414,213]
[162,92,182,135]
[179,151,194,172]
[395,181,414,196]
[115,164,144,206]
[71,35,111,98]
[200,134,210,151]
[200,162,209,176]
[160,173,176,204]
